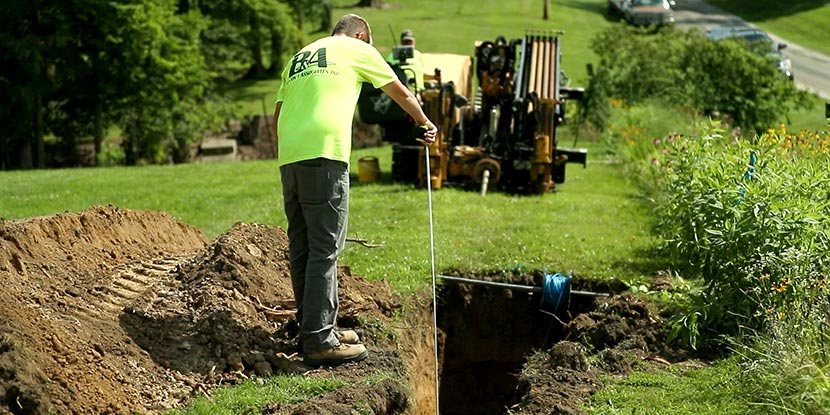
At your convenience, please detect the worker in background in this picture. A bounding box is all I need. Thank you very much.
[274,14,437,367]
[386,29,425,92]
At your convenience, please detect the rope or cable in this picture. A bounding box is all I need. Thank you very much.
[424,149,441,415]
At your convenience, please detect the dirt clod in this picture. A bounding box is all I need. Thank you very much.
[549,341,589,371]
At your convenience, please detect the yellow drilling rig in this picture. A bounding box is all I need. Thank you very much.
[358,30,586,194]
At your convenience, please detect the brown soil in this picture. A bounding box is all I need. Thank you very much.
[515,292,695,414]
[0,206,694,415]
[0,206,410,415]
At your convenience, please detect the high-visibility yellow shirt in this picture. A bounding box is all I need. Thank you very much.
[386,49,425,92]
[276,36,397,167]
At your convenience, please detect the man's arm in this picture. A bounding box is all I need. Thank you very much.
[379,80,437,143]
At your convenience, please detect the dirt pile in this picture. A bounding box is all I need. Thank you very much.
[0,206,404,415]
[515,293,692,414]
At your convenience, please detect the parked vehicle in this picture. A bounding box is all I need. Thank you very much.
[608,0,676,26]
[705,25,794,80]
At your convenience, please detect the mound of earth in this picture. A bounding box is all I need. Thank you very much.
[515,292,693,414]
[0,206,410,415]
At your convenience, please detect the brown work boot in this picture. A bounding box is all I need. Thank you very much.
[304,343,368,367]
[334,329,360,344]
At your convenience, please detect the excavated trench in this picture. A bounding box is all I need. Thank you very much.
[1,207,669,415]
[434,273,607,415]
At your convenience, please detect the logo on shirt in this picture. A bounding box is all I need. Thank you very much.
[289,48,328,77]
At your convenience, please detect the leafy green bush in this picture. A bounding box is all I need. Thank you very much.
[584,25,810,134]
[97,140,126,167]
[604,100,830,411]
[648,122,830,345]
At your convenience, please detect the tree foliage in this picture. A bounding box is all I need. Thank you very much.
[196,0,302,80]
[111,1,214,164]
[0,0,322,169]
[0,0,53,169]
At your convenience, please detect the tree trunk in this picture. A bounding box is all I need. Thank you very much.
[248,14,266,78]
[35,93,44,168]
[123,126,137,166]
[543,0,550,20]
[20,140,33,169]
[93,99,103,166]
[296,7,304,31]
[268,29,283,75]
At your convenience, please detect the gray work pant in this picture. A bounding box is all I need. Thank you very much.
[280,158,349,354]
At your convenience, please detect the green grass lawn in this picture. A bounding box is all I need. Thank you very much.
[331,0,607,85]
[0,141,657,295]
[346,143,660,293]
[165,376,345,415]
[788,94,830,132]
[8,1,823,413]
[584,358,747,415]
[0,160,282,238]
[706,0,830,55]
[218,77,282,119]
[226,0,611,116]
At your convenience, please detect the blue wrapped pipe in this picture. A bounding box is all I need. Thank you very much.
[541,273,571,314]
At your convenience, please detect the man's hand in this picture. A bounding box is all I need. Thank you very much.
[421,120,438,145]
[381,80,438,145]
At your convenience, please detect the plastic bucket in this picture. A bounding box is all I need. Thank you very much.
[358,156,380,183]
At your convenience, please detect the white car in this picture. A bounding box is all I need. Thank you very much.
[608,0,676,26]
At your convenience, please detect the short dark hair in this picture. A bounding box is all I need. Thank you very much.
[332,14,372,42]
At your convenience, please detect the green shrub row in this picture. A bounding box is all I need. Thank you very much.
[651,122,830,344]
[582,25,811,135]
[607,107,830,413]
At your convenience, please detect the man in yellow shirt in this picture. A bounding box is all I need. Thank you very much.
[274,14,437,367]
[386,29,425,92]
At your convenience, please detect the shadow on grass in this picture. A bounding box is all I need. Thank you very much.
[350,171,401,186]
[558,0,623,24]
[609,244,675,280]
[558,0,608,15]
[707,0,828,21]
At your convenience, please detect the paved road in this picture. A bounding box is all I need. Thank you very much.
[673,0,830,100]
